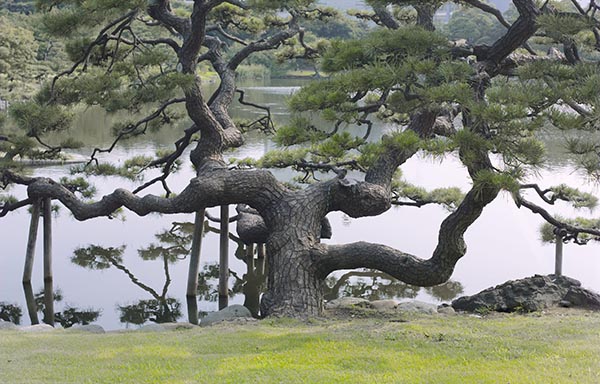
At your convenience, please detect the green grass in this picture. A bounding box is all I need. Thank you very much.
[1,311,599,383]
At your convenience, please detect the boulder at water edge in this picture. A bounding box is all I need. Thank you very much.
[451,275,599,313]
[200,305,253,327]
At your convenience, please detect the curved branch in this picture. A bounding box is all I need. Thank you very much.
[0,197,32,217]
[236,89,275,133]
[25,166,287,221]
[476,0,540,73]
[147,0,190,37]
[108,33,181,54]
[204,211,239,223]
[51,11,137,99]
[215,24,248,46]
[227,20,300,71]
[372,6,400,30]
[87,97,186,166]
[520,183,554,204]
[109,257,161,300]
[316,184,500,284]
[462,0,511,28]
[516,195,600,240]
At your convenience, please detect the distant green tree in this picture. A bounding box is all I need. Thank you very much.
[0,15,39,98]
[443,5,506,44]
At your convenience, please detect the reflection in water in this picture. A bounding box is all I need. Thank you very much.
[55,307,101,328]
[68,219,268,325]
[424,280,465,302]
[199,221,267,318]
[31,288,100,328]
[70,222,196,325]
[118,298,182,326]
[5,81,600,329]
[325,269,464,303]
[13,212,464,327]
[60,219,464,325]
[0,302,22,324]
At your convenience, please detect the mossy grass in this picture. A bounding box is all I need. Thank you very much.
[1,310,599,383]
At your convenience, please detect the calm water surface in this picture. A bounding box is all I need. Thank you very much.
[1,79,599,329]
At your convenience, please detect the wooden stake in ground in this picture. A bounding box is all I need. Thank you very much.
[186,209,205,325]
[219,205,229,310]
[257,243,266,276]
[43,198,54,326]
[22,199,41,325]
[555,231,564,276]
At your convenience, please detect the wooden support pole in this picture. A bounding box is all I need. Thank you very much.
[42,198,54,326]
[257,243,266,276]
[22,199,40,325]
[186,209,205,325]
[243,244,260,317]
[555,233,563,277]
[246,243,256,273]
[218,205,229,310]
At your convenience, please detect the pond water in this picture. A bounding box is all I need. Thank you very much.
[1,78,600,329]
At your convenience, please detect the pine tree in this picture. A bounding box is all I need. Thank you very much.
[2,0,600,317]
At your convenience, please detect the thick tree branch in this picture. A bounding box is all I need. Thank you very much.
[0,197,32,217]
[365,110,438,188]
[316,183,500,284]
[364,6,400,29]
[24,166,287,221]
[147,0,190,37]
[476,0,540,73]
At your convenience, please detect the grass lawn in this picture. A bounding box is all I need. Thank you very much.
[1,310,599,383]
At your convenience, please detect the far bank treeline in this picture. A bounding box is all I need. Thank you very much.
[0,0,529,103]
[0,0,369,102]
[2,0,600,321]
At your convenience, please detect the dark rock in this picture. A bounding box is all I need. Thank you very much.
[452,275,582,313]
[563,287,600,310]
